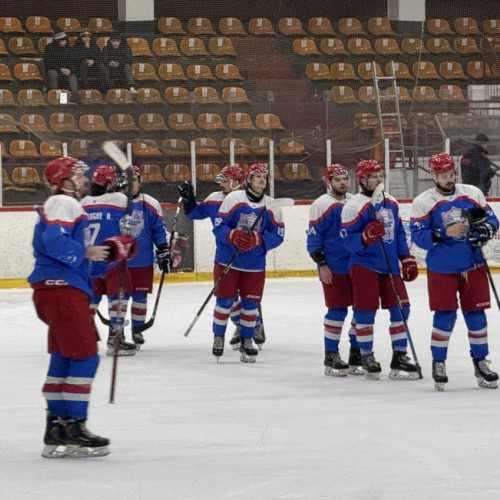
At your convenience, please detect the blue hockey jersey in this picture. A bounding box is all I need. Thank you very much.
[213,190,285,272]
[341,191,410,275]
[307,193,353,275]
[187,190,225,226]
[410,183,498,273]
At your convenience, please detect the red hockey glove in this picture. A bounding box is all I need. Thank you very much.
[227,229,254,252]
[248,231,263,250]
[362,220,386,246]
[400,255,418,282]
[103,235,138,262]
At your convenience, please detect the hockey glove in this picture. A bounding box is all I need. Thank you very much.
[310,248,327,267]
[156,243,173,273]
[362,220,385,246]
[227,229,254,252]
[177,181,196,215]
[248,231,263,250]
[400,255,418,282]
[103,235,138,262]
[468,222,495,247]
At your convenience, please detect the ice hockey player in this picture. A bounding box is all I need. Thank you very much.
[81,164,137,356]
[410,152,499,391]
[212,164,285,362]
[178,165,264,351]
[28,156,130,458]
[307,164,362,377]
[341,159,419,380]
[120,166,172,348]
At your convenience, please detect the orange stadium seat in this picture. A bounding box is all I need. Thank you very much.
[193,86,222,104]
[282,162,312,180]
[162,138,189,155]
[19,113,49,132]
[308,17,334,35]
[439,61,467,79]
[164,163,191,183]
[2,169,12,188]
[0,17,25,33]
[17,89,46,106]
[14,62,43,81]
[11,167,42,185]
[180,37,208,57]
[412,61,440,79]
[374,38,402,55]
[320,38,348,55]
[152,37,181,57]
[79,114,109,132]
[136,87,164,105]
[193,137,221,155]
[106,88,134,105]
[249,137,278,155]
[278,18,306,36]
[387,85,412,102]
[198,112,226,130]
[47,89,72,105]
[56,17,82,33]
[256,113,285,130]
[358,62,383,80]
[338,18,365,36]
[279,138,306,155]
[467,60,489,79]
[215,63,243,80]
[50,112,79,132]
[164,86,190,104]
[347,38,374,55]
[0,113,19,132]
[37,37,52,54]
[88,18,114,33]
[196,163,220,181]
[132,140,162,156]
[219,17,246,36]
[26,16,53,34]
[168,112,198,131]
[412,86,439,101]
[439,84,467,102]
[358,85,377,104]
[454,36,481,54]
[248,18,276,36]
[483,19,500,35]
[10,140,39,156]
[0,63,14,82]
[227,112,256,130]
[454,17,481,35]
[306,62,332,80]
[40,141,63,157]
[222,86,250,104]
[427,18,454,35]
[109,113,139,132]
[0,38,8,56]
[0,89,16,106]
[8,36,38,56]
[368,17,395,36]
[139,164,164,182]
[330,62,358,80]
[127,37,153,57]
[188,17,216,35]
[158,17,185,35]
[209,37,237,56]
[138,112,168,132]
[133,62,160,81]
[292,38,320,56]
[427,37,454,54]
[78,89,105,105]
[387,61,414,80]
[187,64,215,80]
[159,63,187,81]
[401,37,428,54]
[354,112,379,130]
[331,85,359,104]
[70,139,92,157]
[220,138,250,155]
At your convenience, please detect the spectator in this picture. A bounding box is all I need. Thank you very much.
[43,31,78,101]
[461,134,497,196]
[102,33,137,93]
[73,30,106,90]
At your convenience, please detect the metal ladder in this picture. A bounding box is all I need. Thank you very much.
[372,60,407,169]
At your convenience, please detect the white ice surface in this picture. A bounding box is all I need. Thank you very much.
[1,276,500,500]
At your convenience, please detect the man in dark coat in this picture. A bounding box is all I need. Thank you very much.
[461,134,497,196]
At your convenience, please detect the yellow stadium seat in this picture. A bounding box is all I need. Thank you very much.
[11,167,42,185]
[306,62,332,80]
[412,86,440,101]
[0,113,19,132]
[427,37,454,54]
[401,37,428,54]
[220,138,250,154]
[0,63,14,82]
[374,38,402,55]
[412,61,440,79]
[70,139,92,157]
[454,36,481,54]
[106,88,134,105]
[47,89,72,105]
[132,140,162,156]
[193,137,221,155]
[483,19,500,36]
[439,61,467,79]
[8,36,38,56]
[279,138,306,155]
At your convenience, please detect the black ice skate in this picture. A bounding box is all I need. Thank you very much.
[229,325,241,350]
[472,357,499,389]
[131,327,145,350]
[389,352,419,380]
[63,419,110,457]
[361,354,382,380]
[432,360,448,391]
[254,323,266,350]
[348,345,364,375]
[239,337,258,363]
[324,350,349,377]
[41,413,67,458]
[212,335,224,361]
[106,329,137,357]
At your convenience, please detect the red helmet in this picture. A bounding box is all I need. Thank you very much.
[355,159,383,181]
[429,152,455,175]
[246,163,268,182]
[44,157,87,189]
[322,164,349,186]
[132,165,141,177]
[92,165,117,186]
[216,165,244,184]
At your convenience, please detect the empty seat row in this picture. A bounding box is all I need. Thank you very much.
[0,111,285,133]
[0,16,114,34]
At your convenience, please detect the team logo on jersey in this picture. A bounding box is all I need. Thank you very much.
[376,207,395,243]
[237,212,261,232]
[121,209,144,238]
[442,207,467,240]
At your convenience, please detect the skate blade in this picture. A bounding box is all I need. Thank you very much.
[477,378,499,389]
[434,382,446,391]
[134,345,142,351]
[240,353,256,363]
[106,347,137,357]
[42,444,68,458]
[363,370,381,381]
[230,343,240,350]
[348,366,364,376]
[64,445,110,458]
[389,369,420,380]
[324,366,348,377]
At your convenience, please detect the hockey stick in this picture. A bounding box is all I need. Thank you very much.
[133,197,184,334]
[183,197,294,337]
[371,183,423,379]
[96,308,111,326]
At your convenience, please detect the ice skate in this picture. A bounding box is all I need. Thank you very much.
[41,413,67,458]
[239,337,258,363]
[131,328,145,350]
[432,360,448,391]
[324,350,349,377]
[389,352,419,380]
[212,335,224,361]
[348,345,364,375]
[254,323,266,350]
[361,354,382,380]
[229,325,241,350]
[472,357,499,389]
[106,330,137,357]
[62,419,110,457]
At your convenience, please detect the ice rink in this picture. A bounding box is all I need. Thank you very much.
[1,276,500,500]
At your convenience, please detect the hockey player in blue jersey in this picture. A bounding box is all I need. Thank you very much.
[410,152,499,391]
[122,166,172,348]
[179,165,264,350]
[212,163,285,362]
[81,164,137,356]
[28,156,132,458]
[307,164,362,377]
[341,159,419,380]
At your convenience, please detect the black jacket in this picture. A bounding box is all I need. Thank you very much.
[43,42,77,73]
[102,43,133,67]
[461,145,495,196]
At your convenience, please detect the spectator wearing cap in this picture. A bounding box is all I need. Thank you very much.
[74,30,106,90]
[43,31,79,99]
[102,33,137,93]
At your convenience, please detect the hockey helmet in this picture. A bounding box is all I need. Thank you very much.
[92,164,117,187]
[44,156,87,190]
[322,164,349,186]
[355,159,383,182]
[246,163,268,182]
[429,152,455,176]
[215,165,244,189]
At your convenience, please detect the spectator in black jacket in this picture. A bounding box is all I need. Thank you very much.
[102,33,137,93]
[43,31,78,99]
[74,30,106,90]
[461,133,497,196]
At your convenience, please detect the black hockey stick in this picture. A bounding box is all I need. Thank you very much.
[183,197,294,337]
[371,183,423,379]
[96,308,111,326]
[133,197,184,334]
